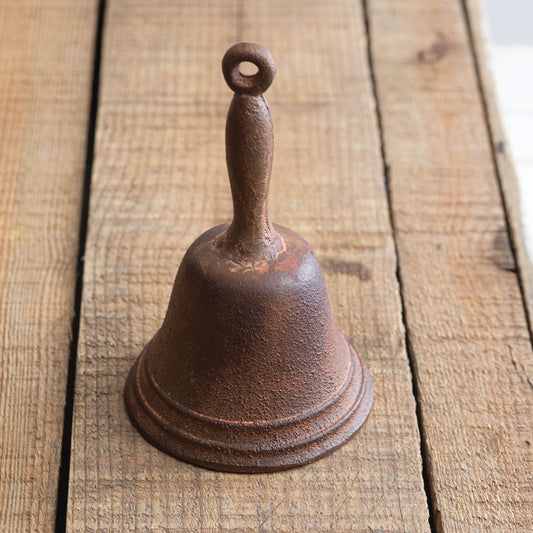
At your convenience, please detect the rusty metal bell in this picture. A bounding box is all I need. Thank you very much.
[124,43,373,473]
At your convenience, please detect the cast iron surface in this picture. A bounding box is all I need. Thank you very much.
[124,42,373,473]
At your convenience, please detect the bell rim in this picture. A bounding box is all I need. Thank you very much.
[124,340,373,473]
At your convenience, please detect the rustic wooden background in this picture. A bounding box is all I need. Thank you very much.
[1,0,531,531]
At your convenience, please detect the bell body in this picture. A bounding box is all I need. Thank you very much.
[125,223,373,472]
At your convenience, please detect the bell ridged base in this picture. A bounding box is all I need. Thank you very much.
[124,339,373,473]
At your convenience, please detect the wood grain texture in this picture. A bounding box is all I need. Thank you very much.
[367,0,533,530]
[0,1,97,531]
[463,0,533,336]
[67,0,429,531]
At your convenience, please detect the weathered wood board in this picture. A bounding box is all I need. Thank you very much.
[0,1,97,531]
[464,0,533,336]
[67,0,430,531]
[367,0,533,530]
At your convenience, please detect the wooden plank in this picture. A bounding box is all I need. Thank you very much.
[464,0,533,337]
[67,0,430,530]
[367,0,533,530]
[0,1,98,531]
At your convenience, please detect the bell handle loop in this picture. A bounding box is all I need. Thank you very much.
[222,42,276,96]
[220,43,283,266]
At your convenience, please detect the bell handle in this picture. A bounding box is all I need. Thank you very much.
[220,43,283,265]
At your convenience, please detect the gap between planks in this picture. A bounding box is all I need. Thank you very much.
[55,1,108,532]
[361,1,438,531]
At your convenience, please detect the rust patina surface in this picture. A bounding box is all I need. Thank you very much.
[124,42,373,472]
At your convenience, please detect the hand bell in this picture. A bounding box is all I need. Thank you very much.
[124,42,373,473]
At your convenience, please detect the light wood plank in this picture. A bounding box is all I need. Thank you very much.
[464,0,533,337]
[0,1,98,531]
[67,0,430,530]
[368,0,533,530]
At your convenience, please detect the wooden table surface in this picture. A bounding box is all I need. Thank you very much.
[1,1,532,531]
